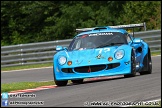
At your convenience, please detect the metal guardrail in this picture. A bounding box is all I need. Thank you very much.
[1,30,161,67]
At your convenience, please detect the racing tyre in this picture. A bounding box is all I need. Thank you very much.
[53,66,68,86]
[140,48,152,75]
[54,78,68,86]
[124,51,136,78]
[71,79,84,84]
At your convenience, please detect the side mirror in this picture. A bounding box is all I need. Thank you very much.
[133,38,141,44]
[56,46,67,51]
[63,47,68,50]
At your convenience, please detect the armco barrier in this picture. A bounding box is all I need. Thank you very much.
[1,30,161,67]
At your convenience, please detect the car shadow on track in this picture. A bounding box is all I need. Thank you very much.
[56,74,144,87]
[69,74,145,86]
[66,75,139,86]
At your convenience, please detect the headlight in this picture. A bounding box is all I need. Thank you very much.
[58,56,66,65]
[114,50,124,59]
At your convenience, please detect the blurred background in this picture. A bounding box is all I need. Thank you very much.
[1,1,161,46]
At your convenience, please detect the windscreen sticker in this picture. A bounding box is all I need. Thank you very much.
[89,32,113,36]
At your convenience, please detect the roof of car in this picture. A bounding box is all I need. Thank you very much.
[76,26,127,37]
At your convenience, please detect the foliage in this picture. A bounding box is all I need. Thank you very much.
[120,1,161,31]
[1,1,161,46]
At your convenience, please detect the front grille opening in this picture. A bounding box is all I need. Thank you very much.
[61,63,120,73]
[106,63,120,70]
[62,68,74,73]
[74,65,106,73]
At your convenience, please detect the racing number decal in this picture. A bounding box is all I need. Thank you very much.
[104,48,110,52]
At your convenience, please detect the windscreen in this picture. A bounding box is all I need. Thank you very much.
[68,32,127,51]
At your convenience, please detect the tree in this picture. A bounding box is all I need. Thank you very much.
[1,1,161,46]
[119,1,161,30]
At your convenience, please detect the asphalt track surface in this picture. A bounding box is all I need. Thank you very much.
[1,67,54,83]
[1,56,161,107]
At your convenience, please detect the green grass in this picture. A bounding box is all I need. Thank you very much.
[1,80,72,93]
[1,52,161,72]
[151,51,161,56]
[1,81,54,93]
[1,63,53,72]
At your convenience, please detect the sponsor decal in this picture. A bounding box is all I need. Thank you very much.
[89,32,113,36]
[96,54,105,59]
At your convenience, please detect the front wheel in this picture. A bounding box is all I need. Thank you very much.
[54,78,68,86]
[124,51,136,78]
[53,66,68,86]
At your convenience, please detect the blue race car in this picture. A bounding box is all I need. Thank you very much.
[53,22,152,86]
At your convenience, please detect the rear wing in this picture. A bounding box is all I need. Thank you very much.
[76,22,147,37]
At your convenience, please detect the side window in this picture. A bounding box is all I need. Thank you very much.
[126,34,132,43]
[69,38,81,50]
[73,39,81,50]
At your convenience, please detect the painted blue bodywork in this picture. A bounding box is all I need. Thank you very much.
[53,27,150,81]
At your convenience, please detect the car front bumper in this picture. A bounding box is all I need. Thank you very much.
[54,61,131,81]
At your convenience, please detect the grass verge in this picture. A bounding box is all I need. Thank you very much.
[1,80,72,93]
[1,81,54,93]
[151,51,161,56]
[1,63,53,72]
